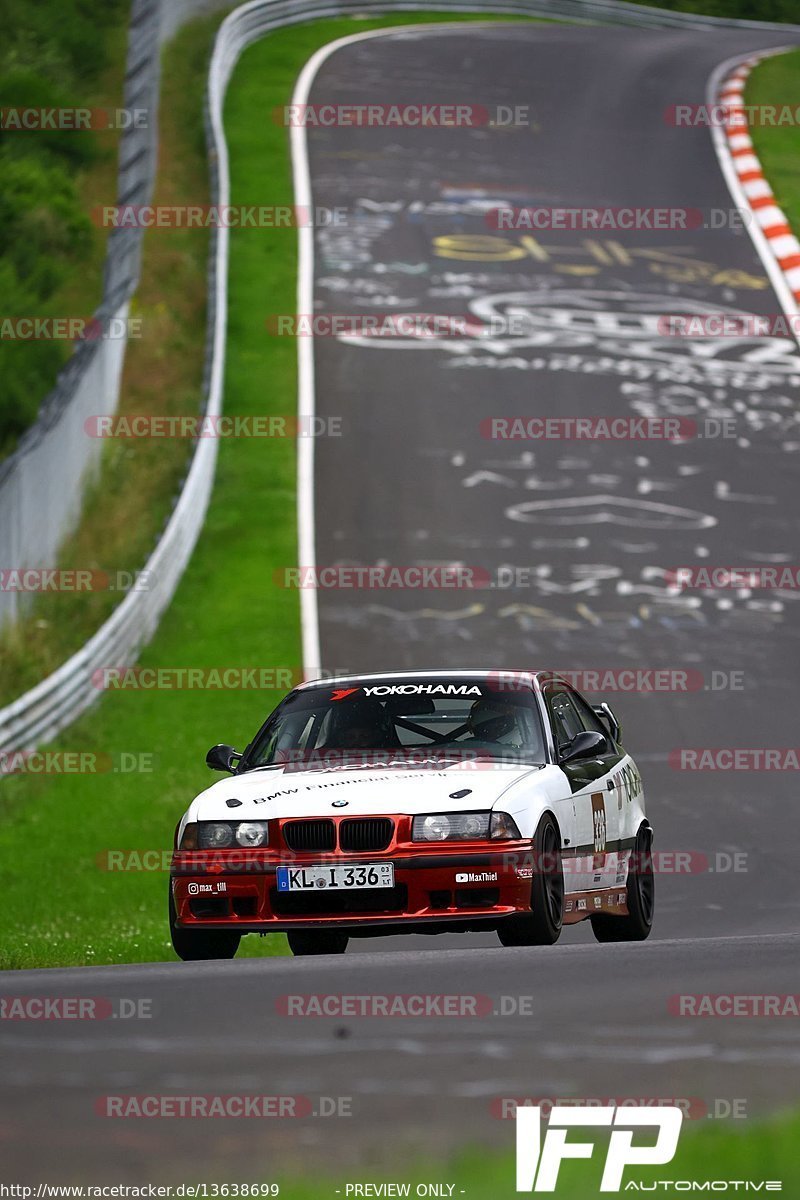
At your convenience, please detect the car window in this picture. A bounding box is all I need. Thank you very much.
[244,677,547,767]
[546,687,584,750]
[568,690,612,740]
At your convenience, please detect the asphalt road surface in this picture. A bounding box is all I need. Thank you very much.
[1,935,799,1180]
[3,19,800,1186]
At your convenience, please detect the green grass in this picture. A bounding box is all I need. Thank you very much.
[625,0,798,17]
[746,48,800,234]
[270,1108,800,1195]
[0,11,542,971]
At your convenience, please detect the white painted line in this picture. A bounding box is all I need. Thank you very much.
[289,21,526,678]
[291,28,404,679]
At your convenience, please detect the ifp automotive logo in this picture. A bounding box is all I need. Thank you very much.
[515,1104,683,1192]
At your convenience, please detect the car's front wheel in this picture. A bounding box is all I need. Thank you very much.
[590,823,654,943]
[287,931,349,956]
[497,813,563,947]
[168,885,241,961]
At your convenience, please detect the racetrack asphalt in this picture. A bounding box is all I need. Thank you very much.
[2,20,800,1185]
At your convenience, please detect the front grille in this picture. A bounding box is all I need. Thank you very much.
[271,884,408,916]
[339,817,394,852]
[282,819,336,852]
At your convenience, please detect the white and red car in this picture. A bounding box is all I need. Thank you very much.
[169,670,654,958]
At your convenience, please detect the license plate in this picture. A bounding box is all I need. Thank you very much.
[276,863,395,892]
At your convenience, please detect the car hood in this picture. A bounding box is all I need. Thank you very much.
[186,758,548,823]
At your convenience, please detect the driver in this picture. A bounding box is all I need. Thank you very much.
[467,697,520,744]
[327,696,398,750]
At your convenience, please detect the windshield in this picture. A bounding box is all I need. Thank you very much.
[243,677,546,769]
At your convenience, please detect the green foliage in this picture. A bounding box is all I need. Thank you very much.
[0,0,128,456]
[0,0,128,89]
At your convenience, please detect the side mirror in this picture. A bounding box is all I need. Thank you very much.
[560,730,607,764]
[593,702,621,744]
[206,743,241,773]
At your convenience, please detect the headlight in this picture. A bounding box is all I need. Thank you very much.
[191,821,269,849]
[198,822,235,849]
[412,811,521,842]
[413,811,491,841]
[235,821,268,848]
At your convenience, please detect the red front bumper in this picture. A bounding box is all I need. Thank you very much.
[171,816,532,933]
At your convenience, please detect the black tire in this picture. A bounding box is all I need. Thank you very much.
[287,930,349,956]
[169,884,241,961]
[497,814,564,946]
[591,823,654,943]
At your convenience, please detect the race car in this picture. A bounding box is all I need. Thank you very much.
[169,670,654,959]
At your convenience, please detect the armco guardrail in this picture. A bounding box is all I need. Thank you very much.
[1,0,797,752]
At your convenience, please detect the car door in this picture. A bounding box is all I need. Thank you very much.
[543,683,622,896]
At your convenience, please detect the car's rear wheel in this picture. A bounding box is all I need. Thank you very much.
[287,931,349,956]
[168,885,241,961]
[497,813,563,947]
[591,823,654,943]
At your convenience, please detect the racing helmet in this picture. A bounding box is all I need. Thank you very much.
[327,696,397,748]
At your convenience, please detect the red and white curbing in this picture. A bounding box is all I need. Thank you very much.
[717,53,800,311]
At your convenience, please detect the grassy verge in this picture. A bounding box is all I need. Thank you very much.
[0,11,540,970]
[625,0,797,17]
[274,1109,800,1195]
[746,48,800,232]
